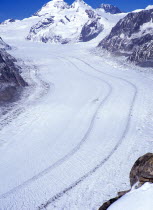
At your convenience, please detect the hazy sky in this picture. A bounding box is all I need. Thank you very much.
[0,0,152,22]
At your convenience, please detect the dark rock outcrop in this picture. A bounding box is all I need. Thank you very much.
[98,8,153,66]
[99,4,122,14]
[130,153,153,187]
[0,50,27,86]
[0,38,27,102]
[99,153,153,210]
[79,18,103,42]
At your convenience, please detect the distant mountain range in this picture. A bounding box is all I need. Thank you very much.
[0,1,153,66]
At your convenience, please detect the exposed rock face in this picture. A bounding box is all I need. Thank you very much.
[99,4,122,14]
[128,41,153,67]
[0,38,27,102]
[99,153,153,210]
[98,8,153,66]
[79,18,103,42]
[0,50,26,86]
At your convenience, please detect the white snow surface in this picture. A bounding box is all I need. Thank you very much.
[0,4,153,210]
[132,5,153,13]
[35,0,70,16]
[146,5,153,10]
[108,183,153,210]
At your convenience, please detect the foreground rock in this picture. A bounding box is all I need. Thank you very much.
[0,38,27,103]
[130,153,153,187]
[98,8,153,67]
[99,153,153,210]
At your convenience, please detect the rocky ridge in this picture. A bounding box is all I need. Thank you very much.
[98,8,153,67]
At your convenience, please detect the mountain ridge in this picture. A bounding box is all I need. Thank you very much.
[98,8,153,67]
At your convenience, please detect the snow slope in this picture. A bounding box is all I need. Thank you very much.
[0,4,153,210]
[108,183,153,210]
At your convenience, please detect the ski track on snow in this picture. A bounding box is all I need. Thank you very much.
[38,57,138,209]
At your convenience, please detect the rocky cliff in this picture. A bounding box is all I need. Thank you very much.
[0,38,27,102]
[98,8,153,67]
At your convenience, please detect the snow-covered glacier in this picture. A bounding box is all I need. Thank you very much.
[0,1,153,210]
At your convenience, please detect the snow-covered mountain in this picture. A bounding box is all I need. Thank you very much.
[0,0,124,45]
[98,7,153,67]
[99,4,122,14]
[34,0,70,17]
[27,0,124,44]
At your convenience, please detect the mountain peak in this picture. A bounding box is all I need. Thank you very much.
[71,0,91,10]
[35,0,70,16]
[99,4,122,14]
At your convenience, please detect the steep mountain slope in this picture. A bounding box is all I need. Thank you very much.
[0,38,27,102]
[98,8,153,66]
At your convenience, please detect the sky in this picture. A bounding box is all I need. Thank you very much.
[0,0,152,22]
